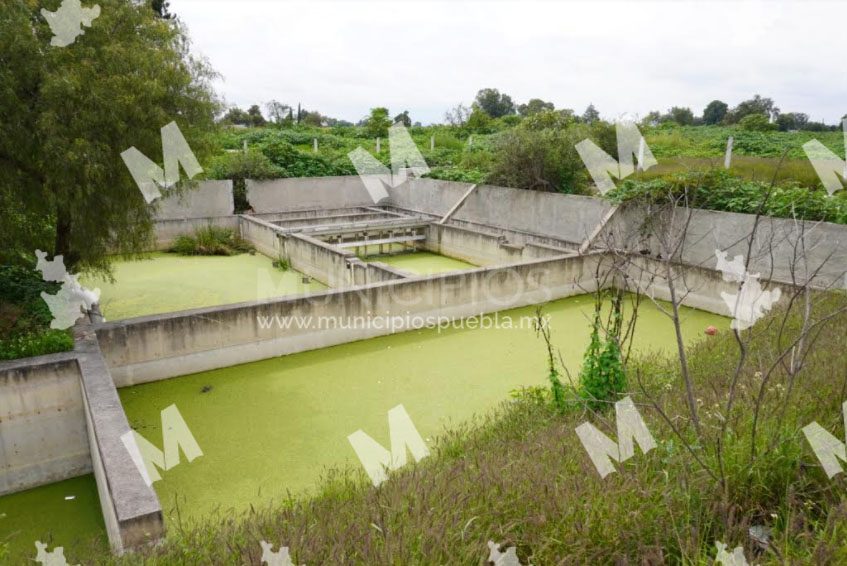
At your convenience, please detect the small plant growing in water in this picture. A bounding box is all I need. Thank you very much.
[579,288,627,409]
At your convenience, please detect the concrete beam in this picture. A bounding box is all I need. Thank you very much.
[438,184,478,224]
[74,323,164,552]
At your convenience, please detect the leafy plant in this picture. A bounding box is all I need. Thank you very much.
[578,290,627,408]
[169,226,254,256]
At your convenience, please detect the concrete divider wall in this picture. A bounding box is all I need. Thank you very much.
[425,224,565,267]
[282,232,354,287]
[96,254,596,386]
[75,325,163,551]
[246,177,376,213]
[153,181,233,220]
[0,354,90,495]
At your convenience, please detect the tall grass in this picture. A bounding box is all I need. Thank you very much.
[169,226,254,256]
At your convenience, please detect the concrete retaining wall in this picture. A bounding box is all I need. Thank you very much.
[246,177,377,213]
[425,224,566,267]
[153,216,240,250]
[389,178,615,245]
[95,254,594,386]
[154,181,233,220]
[0,353,90,495]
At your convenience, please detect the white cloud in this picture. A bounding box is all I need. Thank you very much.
[171,0,847,124]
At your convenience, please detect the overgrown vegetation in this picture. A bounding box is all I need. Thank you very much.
[169,226,254,256]
[609,169,847,223]
[46,291,847,565]
[0,266,73,360]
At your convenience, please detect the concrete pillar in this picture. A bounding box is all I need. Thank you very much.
[724,136,734,169]
[376,138,381,153]
[430,135,435,151]
[468,135,473,147]
[313,138,318,153]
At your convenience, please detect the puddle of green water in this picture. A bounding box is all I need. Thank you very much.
[0,475,107,562]
[81,252,327,320]
[364,250,477,275]
[117,295,727,526]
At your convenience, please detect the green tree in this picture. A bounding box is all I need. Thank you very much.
[738,113,776,131]
[662,106,695,126]
[393,110,411,127]
[0,0,219,273]
[517,98,555,117]
[265,100,292,126]
[729,94,779,123]
[702,100,728,125]
[221,107,251,126]
[582,103,600,124]
[365,107,392,137]
[474,88,516,118]
[466,104,493,132]
[247,105,266,127]
[487,122,592,193]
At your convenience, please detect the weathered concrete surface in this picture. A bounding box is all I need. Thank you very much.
[246,176,377,213]
[154,181,233,220]
[0,353,90,495]
[75,323,164,551]
[389,178,615,244]
[425,224,565,267]
[96,254,595,386]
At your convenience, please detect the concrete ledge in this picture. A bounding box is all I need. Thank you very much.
[74,324,163,552]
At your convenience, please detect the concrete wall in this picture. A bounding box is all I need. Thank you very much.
[154,181,233,220]
[96,254,595,386]
[0,325,164,552]
[425,224,566,267]
[0,353,90,495]
[601,204,847,290]
[389,178,615,245]
[246,177,377,213]
[281,232,355,288]
[153,216,240,250]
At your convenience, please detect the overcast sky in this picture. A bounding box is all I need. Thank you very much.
[171,0,847,125]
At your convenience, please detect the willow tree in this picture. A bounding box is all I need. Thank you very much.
[0,0,219,273]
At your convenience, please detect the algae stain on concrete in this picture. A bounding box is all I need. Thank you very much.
[117,295,727,527]
[0,475,107,562]
[81,252,327,320]
[364,250,476,275]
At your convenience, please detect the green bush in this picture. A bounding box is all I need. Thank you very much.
[0,265,74,360]
[169,226,254,256]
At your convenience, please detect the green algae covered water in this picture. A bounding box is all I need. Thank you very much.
[2,293,727,556]
[81,252,327,320]
[116,295,728,527]
[0,475,107,562]
[364,250,477,275]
